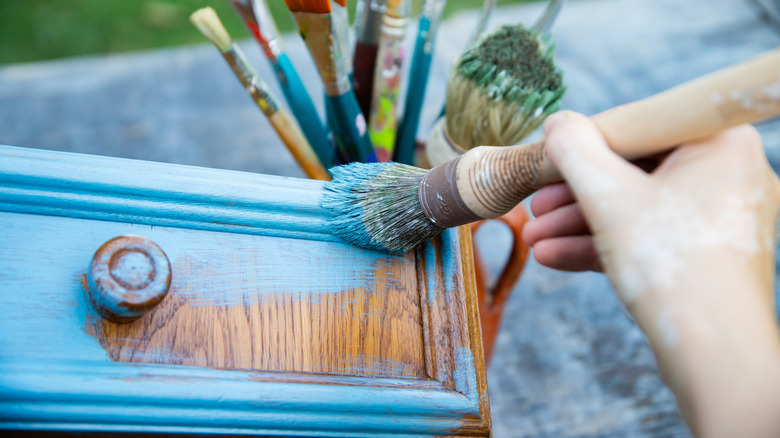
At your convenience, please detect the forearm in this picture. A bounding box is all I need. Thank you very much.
[622,257,780,438]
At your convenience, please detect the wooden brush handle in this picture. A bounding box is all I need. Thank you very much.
[534,48,780,186]
[268,111,332,181]
[421,48,780,226]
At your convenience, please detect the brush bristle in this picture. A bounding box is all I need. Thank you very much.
[283,0,332,13]
[445,23,566,149]
[322,162,445,253]
[333,0,347,7]
[190,7,232,51]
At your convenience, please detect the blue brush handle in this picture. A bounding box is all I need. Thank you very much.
[274,54,334,167]
[327,92,376,163]
[394,18,433,165]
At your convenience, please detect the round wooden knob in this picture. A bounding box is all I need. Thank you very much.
[87,235,171,323]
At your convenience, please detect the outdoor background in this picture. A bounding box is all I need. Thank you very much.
[0,0,534,65]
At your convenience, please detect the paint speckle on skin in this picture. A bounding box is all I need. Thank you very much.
[620,186,770,301]
[655,309,679,349]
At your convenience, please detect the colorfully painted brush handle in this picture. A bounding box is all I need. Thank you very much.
[420,48,780,226]
[328,92,377,163]
[274,53,334,168]
[368,5,409,162]
[268,110,332,181]
[394,24,432,165]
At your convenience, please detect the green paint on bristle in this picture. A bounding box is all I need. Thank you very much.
[457,25,562,101]
[322,162,445,253]
[446,24,566,149]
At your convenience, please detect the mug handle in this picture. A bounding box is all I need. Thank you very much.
[470,202,531,364]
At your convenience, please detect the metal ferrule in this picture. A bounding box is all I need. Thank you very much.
[292,12,351,96]
[421,0,446,51]
[418,156,483,228]
[355,0,387,44]
[251,0,282,50]
[222,45,278,115]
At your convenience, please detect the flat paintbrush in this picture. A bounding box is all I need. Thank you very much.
[228,0,335,168]
[284,0,376,163]
[190,7,331,181]
[323,48,780,253]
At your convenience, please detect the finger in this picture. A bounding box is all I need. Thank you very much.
[531,235,603,272]
[543,111,646,206]
[530,182,576,217]
[523,202,590,246]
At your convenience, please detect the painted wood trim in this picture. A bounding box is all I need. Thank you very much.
[0,145,331,241]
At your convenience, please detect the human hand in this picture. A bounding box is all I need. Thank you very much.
[524,110,780,437]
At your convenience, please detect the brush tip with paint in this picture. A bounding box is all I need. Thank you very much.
[189,7,232,52]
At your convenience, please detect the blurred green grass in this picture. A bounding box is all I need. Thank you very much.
[0,0,534,65]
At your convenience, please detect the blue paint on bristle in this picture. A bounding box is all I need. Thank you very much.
[322,161,442,253]
[322,162,396,253]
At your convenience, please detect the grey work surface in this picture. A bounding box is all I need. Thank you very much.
[1,0,779,436]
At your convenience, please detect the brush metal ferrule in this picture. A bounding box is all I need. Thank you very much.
[355,0,387,44]
[292,11,352,96]
[229,0,283,59]
[418,156,483,228]
[252,0,284,57]
[222,44,279,116]
[420,0,447,50]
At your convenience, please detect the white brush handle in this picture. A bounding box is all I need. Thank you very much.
[422,48,780,225]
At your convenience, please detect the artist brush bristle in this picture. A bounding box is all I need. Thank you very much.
[334,0,347,7]
[322,162,444,253]
[189,7,232,51]
[283,0,332,13]
[445,24,565,149]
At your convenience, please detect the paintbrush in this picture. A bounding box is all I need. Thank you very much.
[425,23,566,167]
[323,48,780,253]
[393,0,447,165]
[367,0,411,162]
[284,0,376,163]
[190,7,331,181]
[228,0,335,168]
[352,0,388,117]
[465,0,497,49]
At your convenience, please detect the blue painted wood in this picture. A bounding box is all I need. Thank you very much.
[0,144,489,436]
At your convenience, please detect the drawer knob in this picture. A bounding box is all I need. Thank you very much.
[87,235,171,323]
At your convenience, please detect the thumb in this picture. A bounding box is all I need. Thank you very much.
[543,111,645,206]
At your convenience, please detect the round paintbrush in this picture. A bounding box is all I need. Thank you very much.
[323,48,780,253]
[426,23,565,168]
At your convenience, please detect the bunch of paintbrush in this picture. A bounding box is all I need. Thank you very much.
[228,0,334,169]
[323,47,780,253]
[367,0,411,162]
[190,7,330,181]
[283,0,376,163]
[425,23,566,167]
[393,0,448,165]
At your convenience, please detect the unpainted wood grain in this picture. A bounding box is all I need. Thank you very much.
[84,236,426,377]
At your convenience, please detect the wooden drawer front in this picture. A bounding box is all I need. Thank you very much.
[2,212,425,377]
[0,145,490,436]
